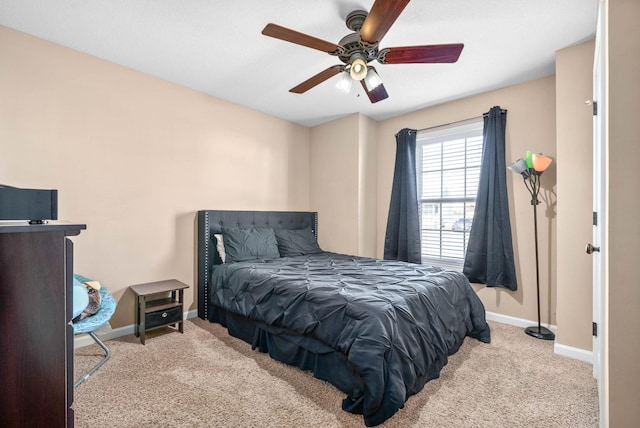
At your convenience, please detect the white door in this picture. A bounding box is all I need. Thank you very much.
[591,1,606,427]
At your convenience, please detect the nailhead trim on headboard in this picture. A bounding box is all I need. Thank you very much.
[203,212,209,320]
[196,210,318,320]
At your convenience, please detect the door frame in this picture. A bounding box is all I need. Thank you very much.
[592,1,607,426]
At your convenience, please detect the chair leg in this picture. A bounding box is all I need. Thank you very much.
[74,331,111,388]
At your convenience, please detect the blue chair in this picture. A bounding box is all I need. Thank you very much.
[72,274,117,388]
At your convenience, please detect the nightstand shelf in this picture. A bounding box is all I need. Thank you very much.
[130,279,189,345]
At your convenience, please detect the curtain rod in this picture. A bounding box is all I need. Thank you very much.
[414,108,507,133]
[415,115,483,133]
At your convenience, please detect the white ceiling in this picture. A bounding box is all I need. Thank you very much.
[0,0,597,127]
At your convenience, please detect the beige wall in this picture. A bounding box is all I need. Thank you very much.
[607,0,640,425]
[375,78,558,326]
[2,23,599,359]
[357,114,378,258]
[0,26,311,328]
[555,40,595,350]
[310,114,360,254]
[309,113,378,257]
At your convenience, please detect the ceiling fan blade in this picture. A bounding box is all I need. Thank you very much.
[262,23,342,53]
[380,43,464,64]
[290,65,344,94]
[359,0,410,44]
[360,76,389,104]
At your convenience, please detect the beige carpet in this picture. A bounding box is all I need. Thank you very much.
[74,319,598,427]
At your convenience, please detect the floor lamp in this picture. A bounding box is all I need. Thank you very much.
[508,151,555,340]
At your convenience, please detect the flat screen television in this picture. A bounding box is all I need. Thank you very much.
[0,185,58,223]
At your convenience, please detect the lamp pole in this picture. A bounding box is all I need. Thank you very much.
[507,153,554,340]
[523,173,555,340]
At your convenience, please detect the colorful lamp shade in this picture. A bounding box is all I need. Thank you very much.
[532,153,553,172]
[507,158,530,178]
[525,150,534,168]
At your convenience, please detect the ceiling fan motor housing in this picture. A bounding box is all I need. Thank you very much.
[337,32,379,66]
[346,10,368,31]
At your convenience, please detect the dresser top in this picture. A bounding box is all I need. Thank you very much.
[0,221,86,235]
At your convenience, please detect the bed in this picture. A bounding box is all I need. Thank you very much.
[197,210,490,426]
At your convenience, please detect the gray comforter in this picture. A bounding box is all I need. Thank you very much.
[210,252,490,426]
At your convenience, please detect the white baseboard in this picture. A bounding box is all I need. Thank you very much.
[485,310,592,364]
[75,308,593,364]
[73,309,199,349]
[553,342,593,364]
[485,310,557,332]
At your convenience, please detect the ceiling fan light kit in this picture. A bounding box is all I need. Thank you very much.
[336,73,353,93]
[261,0,463,103]
[349,57,368,80]
[364,68,383,91]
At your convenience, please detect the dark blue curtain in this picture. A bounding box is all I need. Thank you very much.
[463,107,517,290]
[383,128,421,263]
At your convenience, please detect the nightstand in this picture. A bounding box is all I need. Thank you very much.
[130,279,189,345]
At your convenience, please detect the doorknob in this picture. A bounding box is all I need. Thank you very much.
[585,243,600,254]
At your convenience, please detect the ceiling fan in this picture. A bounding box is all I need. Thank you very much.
[261,0,464,103]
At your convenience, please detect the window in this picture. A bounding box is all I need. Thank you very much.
[416,121,483,270]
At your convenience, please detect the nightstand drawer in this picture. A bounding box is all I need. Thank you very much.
[146,305,182,329]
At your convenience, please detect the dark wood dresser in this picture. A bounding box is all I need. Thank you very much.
[0,221,86,427]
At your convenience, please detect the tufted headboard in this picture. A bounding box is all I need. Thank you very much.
[196,210,318,319]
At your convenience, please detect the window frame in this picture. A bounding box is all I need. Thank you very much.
[416,120,484,271]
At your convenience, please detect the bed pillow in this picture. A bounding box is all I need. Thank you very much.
[222,227,280,263]
[275,227,322,257]
[214,233,226,263]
